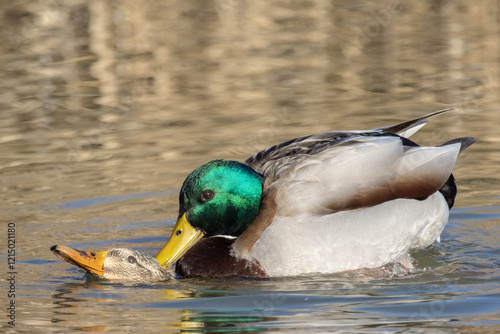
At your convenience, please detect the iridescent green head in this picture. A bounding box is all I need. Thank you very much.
[178,159,264,237]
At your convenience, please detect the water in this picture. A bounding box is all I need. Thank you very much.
[1,1,500,332]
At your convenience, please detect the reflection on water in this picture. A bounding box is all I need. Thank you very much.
[1,0,499,333]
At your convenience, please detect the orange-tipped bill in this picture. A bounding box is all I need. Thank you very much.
[51,245,109,277]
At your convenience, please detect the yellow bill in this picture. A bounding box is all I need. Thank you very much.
[155,213,204,268]
[51,245,108,276]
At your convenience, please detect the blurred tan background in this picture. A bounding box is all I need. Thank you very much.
[0,0,498,231]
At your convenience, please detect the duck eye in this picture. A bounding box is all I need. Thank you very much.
[127,256,137,264]
[201,189,214,202]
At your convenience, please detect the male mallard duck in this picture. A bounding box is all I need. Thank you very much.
[155,109,475,278]
[51,245,173,282]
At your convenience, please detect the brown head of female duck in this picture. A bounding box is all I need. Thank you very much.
[51,245,173,282]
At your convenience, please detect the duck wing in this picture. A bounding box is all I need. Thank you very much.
[245,108,452,174]
[271,136,473,216]
[244,110,474,216]
[372,108,454,138]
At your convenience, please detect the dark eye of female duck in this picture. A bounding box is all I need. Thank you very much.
[179,159,264,237]
[127,255,137,264]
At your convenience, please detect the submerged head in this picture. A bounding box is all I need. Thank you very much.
[155,159,264,267]
[51,245,173,282]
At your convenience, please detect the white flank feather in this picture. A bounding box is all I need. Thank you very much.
[251,193,449,276]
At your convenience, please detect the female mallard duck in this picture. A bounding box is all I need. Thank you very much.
[51,245,173,282]
[155,109,475,278]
